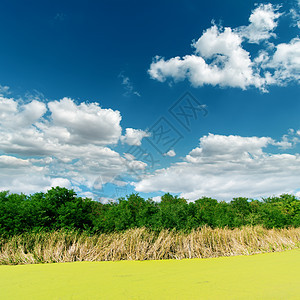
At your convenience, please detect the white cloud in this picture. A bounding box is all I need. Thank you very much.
[152,196,162,202]
[47,97,122,145]
[0,96,147,195]
[0,97,47,129]
[290,0,300,29]
[134,133,300,201]
[0,155,31,168]
[291,9,300,28]
[0,96,18,119]
[148,3,300,91]
[266,38,300,83]
[164,149,176,157]
[0,155,70,195]
[237,4,281,43]
[121,128,150,146]
[186,134,271,163]
[17,100,47,128]
[50,177,72,189]
[272,138,293,150]
[273,128,300,149]
[148,25,265,90]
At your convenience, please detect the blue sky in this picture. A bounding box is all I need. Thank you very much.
[0,0,300,201]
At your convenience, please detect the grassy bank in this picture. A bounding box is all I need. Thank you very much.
[1,249,299,299]
[1,226,300,265]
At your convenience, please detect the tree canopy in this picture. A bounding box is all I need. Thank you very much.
[0,187,299,237]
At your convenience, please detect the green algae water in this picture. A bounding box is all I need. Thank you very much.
[0,249,299,299]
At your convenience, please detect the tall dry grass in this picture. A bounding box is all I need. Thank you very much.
[0,226,300,265]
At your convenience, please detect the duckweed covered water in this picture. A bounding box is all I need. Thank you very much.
[0,249,299,299]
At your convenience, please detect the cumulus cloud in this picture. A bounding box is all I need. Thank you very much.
[0,95,146,195]
[186,134,271,163]
[0,154,71,195]
[148,3,300,91]
[47,97,122,145]
[164,149,176,157]
[266,38,300,83]
[134,133,300,201]
[121,128,150,146]
[237,4,281,43]
[148,26,265,90]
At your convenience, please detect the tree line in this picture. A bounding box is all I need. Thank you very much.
[0,187,299,237]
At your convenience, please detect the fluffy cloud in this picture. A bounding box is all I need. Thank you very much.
[237,4,281,43]
[267,38,300,83]
[0,154,71,195]
[0,96,146,195]
[121,128,150,146]
[148,3,300,91]
[0,155,32,168]
[148,25,265,90]
[254,37,300,85]
[134,133,300,201]
[164,149,176,157]
[186,134,271,163]
[47,97,122,145]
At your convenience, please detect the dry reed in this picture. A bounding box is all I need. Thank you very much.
[0,226,299,265]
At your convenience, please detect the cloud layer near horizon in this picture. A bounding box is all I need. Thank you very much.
[0,95,148,196]
[134,133,300,201]
[1,93,300,201]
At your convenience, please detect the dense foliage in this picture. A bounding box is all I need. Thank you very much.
[0,187,299,237]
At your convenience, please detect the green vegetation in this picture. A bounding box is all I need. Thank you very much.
[1,249,299,299]
[1,187,300,265]
[1,187,300,237]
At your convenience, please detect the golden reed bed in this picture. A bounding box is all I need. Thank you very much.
[1,226,300,265]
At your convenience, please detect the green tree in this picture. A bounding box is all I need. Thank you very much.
[230,197,251,227]
[156,193,189,230]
